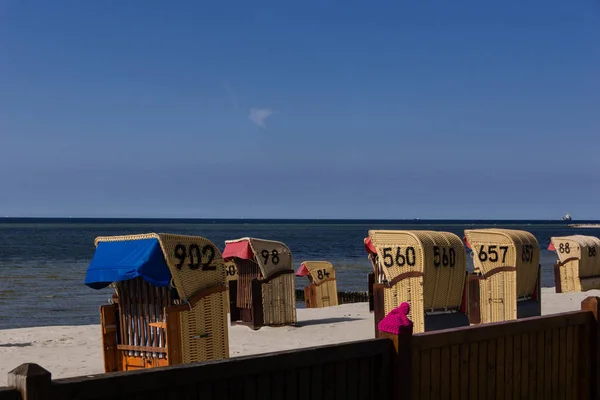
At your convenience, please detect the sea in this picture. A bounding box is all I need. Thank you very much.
[1,218,599,330]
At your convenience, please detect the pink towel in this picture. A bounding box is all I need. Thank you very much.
[378,302,413,335]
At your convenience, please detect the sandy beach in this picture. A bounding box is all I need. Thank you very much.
[1,287,599,387]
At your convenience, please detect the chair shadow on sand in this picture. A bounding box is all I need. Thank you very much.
[293,317,363,327]
[0,342,32,348]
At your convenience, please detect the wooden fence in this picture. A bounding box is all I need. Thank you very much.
[2,297,600,400]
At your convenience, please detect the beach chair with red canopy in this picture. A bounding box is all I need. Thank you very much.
[464,228,541,324]
[84,233,230,372]
[549,234,600,293]
[296,261,339,308]
[223,237,297,330]
[364,230,469,335]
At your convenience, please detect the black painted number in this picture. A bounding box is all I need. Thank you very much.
[260,249,280,265]
[477,245,509,263]
[382,247,416,267]
[433,246,456,268]
[226,265,237,277]
[589,247,597,257]
[521,244,535,264]
[558,243,571,254]
[173,244,216,271]
[317,269,331,280]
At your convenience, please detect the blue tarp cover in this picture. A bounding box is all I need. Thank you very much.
[84,238,171,289]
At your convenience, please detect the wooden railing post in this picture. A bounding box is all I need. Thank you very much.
[378,328,413,400]
[581,296,600,399]
[7,363,52,400]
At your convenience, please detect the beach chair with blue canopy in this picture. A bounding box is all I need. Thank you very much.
[84,233,229,372]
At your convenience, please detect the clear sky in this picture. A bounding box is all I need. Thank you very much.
[1,1,598,219]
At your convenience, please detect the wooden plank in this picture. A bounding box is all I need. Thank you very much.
[468,342,478,400]
[285,369,298,400]
[504,335,513,400]
[521,333,530,399]
[358,357,370,400]
[537,329,545,400]
[321,362,336,399]
[528,330,537,399]
[346,358,359,400]
[311,363,324,400]
[459,343,469,400]
[430,347,441,399]
[544,328,552,399]
[334,360,347,400]
[566,326,574,399]
[559,327,567,400]
[212,379,229,400]
[412,344,421,399]
[165,309,182,365]
[297,368,311,400]
[100,304,119,373]
[478,339,487,399]
[420,349,431,400]
[496,336,505,400]
[572,325,580,400]
[513,333,521,399]
[450,344,460,400]
[440,345,451,398]
[0,388,20,400]
[486,339,496,400]
[256,372,272,400]
[412,310,592,350]
[552,328,560,400]
[243,374,257,400]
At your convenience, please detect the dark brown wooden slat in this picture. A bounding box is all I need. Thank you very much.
[544,329,552,399]
[552,327,560,400]
[334,359,347,400]
[310,363,324,400]
[486,338,496,400]
[528,330,537,399]
[243,375,257,400]
[459,343,469,400]
[256,372,272,400]
[440,345,450,398]
[559,327,567,400]
[270,370,285,400]
[285,369,298,400]
[537,329,545,400]
[496,336,505,400]
[513,333,521,399]
[450,344,460,400]
[468,342,478,400]
[412,343,421,399]
[212,379,229,400]
[420,349,431,400]
[430,347,441,399]
[358,357,370,400]
[504,335,513,400]
[321,363,336,400]
[345,358,359,400]
[566,326,574,399]
[478,339,487,399]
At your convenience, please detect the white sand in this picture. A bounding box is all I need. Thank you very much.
[1,287,599,387]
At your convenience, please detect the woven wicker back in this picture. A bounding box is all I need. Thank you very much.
[366,230,467,310]
[464,229,539,298]
[302,261,336,284]
[551,235,600,278]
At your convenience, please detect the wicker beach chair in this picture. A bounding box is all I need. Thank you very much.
[364,230,469,335]
[296,261,339,308]
[550,235,600,293]
[223,237,297,330]
[84,233,229,373]
[464,228,541,324]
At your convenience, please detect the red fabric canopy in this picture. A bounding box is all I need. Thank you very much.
[548,242,556,251]
[463,236,471,249]
[364,237,377,255]
[222,240,254,261]
[295,263,310,277]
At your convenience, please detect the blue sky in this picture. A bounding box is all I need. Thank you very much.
[1,1,598,219]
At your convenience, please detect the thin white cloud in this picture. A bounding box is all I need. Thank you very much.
[248,107,276,128]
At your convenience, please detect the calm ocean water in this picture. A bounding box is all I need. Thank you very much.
[1,218,599,330]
